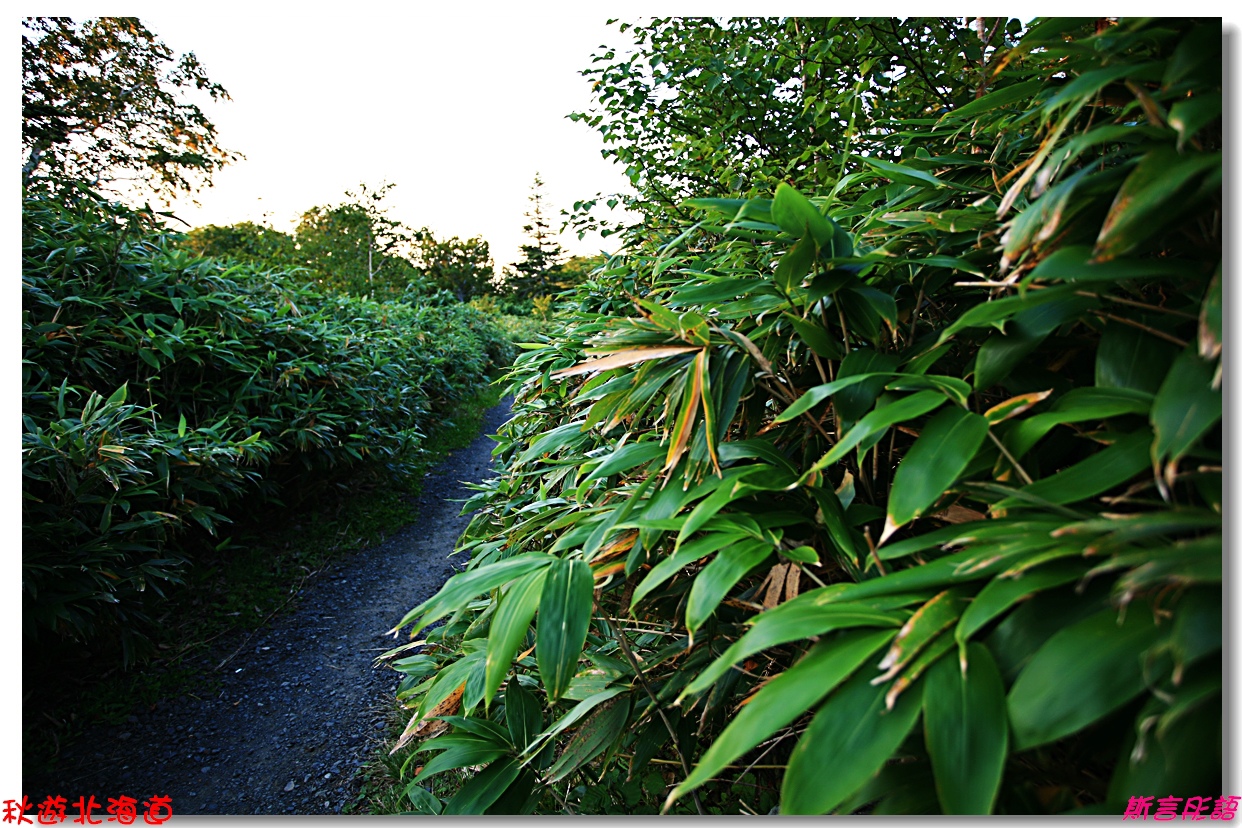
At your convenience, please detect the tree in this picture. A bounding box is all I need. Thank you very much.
[181,221,300,272]
[417,235,495,303]
[502,173,566,301]
[567,17,1005,245]
[22,17,238,198]
[293,183,425,299]
[556,254,606,289]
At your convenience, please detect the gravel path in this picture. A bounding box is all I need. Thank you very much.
[26,398,512,815]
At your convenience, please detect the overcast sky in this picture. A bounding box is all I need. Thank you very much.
[138,12,639,270]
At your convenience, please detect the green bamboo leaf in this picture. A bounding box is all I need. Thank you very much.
[997,428,1153,510]
[781,657,925,814]
[1008,603,1168,751]
[784,312,843,360]
[631,531,749,609]
[782,545,819,564]
[392,554,555,636]
[1023,245,1190,284]
[716,439,798,474]
[674,466,768,547]
[937,285,1078,344]
[859,155,946,189]
[672,630,894,805]
[515,422,587,467]
[772,182,836,249]
[1198,266,1221,360]
[685,538,773,633]
[918,255,985,276]
[682,197,747,218]
[412,735,508,783]
[939,79,1046,122]
[835,349,902,422]
[873,588,972,685]
[520,686,628,759]
[775,235,816,292]
[403,782,442,815]
[484,569,547,706]
[1111,535,1222,593]
[885,374,973,408]
[546,694,631,783]
[955,559,1084,646]
[537,558,594,703]
[1094,147,1220,261]
[1004,387,1152,460]
[667,277,761,306]
[1095,323,1177,395]
[684,599,908,697]
[1039,62,1158,117]
[584,442,665,481]
[442,757,522,815]
[814,390,946,470]
[973,294,1097,390]
[805,485,862,571]
[773,371,892,423]
[923,643,1008,814]
[504,678,542,751]
[883,407,990,543]
[882,627,956,711]
[1002,163,1113,263]
[485,768,539,816]
[845,286,900,338]
[1151,346,1221,465]
[436,715,512,746]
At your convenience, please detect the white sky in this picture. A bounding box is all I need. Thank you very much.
[138,12,639,271]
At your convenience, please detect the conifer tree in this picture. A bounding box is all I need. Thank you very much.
[503,173,565,301]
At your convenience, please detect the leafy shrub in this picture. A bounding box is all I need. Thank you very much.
[22,188,509,652]
[389,18,1221,815]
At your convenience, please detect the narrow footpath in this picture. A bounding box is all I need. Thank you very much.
[26,398,513,815]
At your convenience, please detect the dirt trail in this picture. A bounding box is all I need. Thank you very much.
[26,398,512,815]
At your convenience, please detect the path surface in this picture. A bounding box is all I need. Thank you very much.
[26,398,513,815]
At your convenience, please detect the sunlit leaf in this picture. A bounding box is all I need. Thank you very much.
[686,538,773,633]
[537,558,594,702]
[485,569,547,706]
[882,407,990,543]
[551,346,700,379]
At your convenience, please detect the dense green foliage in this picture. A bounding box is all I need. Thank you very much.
[23,17,238,197]
[22,188,511,655]
[184,187,498,303]
[390,17,1221,815]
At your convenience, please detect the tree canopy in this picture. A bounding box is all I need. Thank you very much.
[22,16,238,198]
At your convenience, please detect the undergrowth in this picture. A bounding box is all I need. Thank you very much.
[23,377,507,779]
